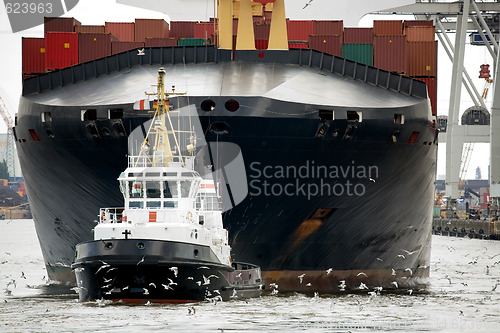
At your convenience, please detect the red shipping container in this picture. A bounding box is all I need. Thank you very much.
[406,41,437,77]
[287,20,314,41]
[22,37,45,74]
[44,17,81,34]
[76,25,105,34]
[416,77,437,115]
[313,20,343,36]
[405,26,435,41]
[144,38,178,47]
[403,20,434,28]
[255,39,269,50]
[195,22,217,39]
[254,24,270,40]
[343,28,373,44]
[308,35,342,57]
[288,41,308,49]
[105,22,135,42]
[373,20,403,36]
[111,41,144,55]
[135,19,169,42]
[79,33,119,63]
[45,32,79,70]
[373,35,406,73]
[170,21,196,38]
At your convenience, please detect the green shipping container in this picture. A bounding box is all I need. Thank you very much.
[177,38,207,46]
[341,43,373,66]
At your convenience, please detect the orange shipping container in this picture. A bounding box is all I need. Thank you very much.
[170,21,196,38]
[79,33,118,63]
[373,20,403,36]
[403,20,434,28]
[405,26,435,41]
[308,35,342,57]
[313,20,343,36]
[343,28,373,44]
[44,17,81,34]
[22,37,45,74]
[195,22,217,39]
[287,20,314,41]
[111,41,144,54]
[373,35,406,73]
[144,38,178,47]
[76,25,105,34]
[406,41,437,77]
[135,19,169,42]
[105,22,135,42]
[416,77,438,116]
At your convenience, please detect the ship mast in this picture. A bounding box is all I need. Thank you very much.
[138,67,186,167]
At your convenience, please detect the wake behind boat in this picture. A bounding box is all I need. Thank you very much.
[72,68,263,303]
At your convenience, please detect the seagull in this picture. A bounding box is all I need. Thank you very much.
[167,278,177,286]
[357,272,368,277]
[143,288,149,295]
[162,284,173,290]
[391,281,398,288]
[196,281,202,286]
[169,267,179,277]
[402,250,417,255]
[397,254,406,259]
[236,272,242,278]
[302,0,313,9]
[298,274,305,283]
[197,266,210,270]
[408,289,413,295]
[137,48,145,56]
[391,269,396,276]
[306,283,312,287]
[149,282,157,288]
[369,178,376,183]
[187,276,194,280]
[203,275,211,285]
[338,280,346,291]
[137,256,145,265]
[269,283,279,289]
[122,286,129,290]
[103,277,113,283]
[188,306,196,315]
[404,268,413,275]
[95,264,111,274]
[106,268,117,274]
[376,258,383,262]
[358,282,368,290]
[326,268,333,275]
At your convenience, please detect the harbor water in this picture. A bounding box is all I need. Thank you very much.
[1,219,499,332]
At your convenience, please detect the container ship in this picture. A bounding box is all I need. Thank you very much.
[15,0,437,292]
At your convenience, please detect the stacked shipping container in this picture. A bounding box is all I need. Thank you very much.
[23,17,438,115]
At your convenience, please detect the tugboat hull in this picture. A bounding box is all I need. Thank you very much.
[73,239,263,302]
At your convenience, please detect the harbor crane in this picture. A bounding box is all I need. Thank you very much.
[0,95,16,178]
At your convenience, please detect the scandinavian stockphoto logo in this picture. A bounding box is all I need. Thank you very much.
[3,0,79,33]
[249,160,378,200]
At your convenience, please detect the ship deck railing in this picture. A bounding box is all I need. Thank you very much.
[128,155,184,168]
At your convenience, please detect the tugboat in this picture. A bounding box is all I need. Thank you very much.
[72,67,263,303]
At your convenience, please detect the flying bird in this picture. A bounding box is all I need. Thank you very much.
[357,272,368,277]
[298,274,305,283]
[326,268,333,275]
[137,48,145,56]
[95,264,111,274]
[137,256,145,265]
[169,267,179,277]
[391,281,398,288]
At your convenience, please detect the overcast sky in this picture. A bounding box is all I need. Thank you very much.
[0,0,492,179]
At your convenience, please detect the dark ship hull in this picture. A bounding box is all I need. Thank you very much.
[15,47,437,292]
[73,239,262,302]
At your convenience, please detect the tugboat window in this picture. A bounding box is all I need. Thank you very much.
[164,201,178,208]
[163,181,179,198]
[146,181,161,198]
[129,181,144,198]
[180,180,192,198]
[146,201,161,208]
[129,201,143,209]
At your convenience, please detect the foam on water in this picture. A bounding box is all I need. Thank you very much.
[1,219,499,332]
